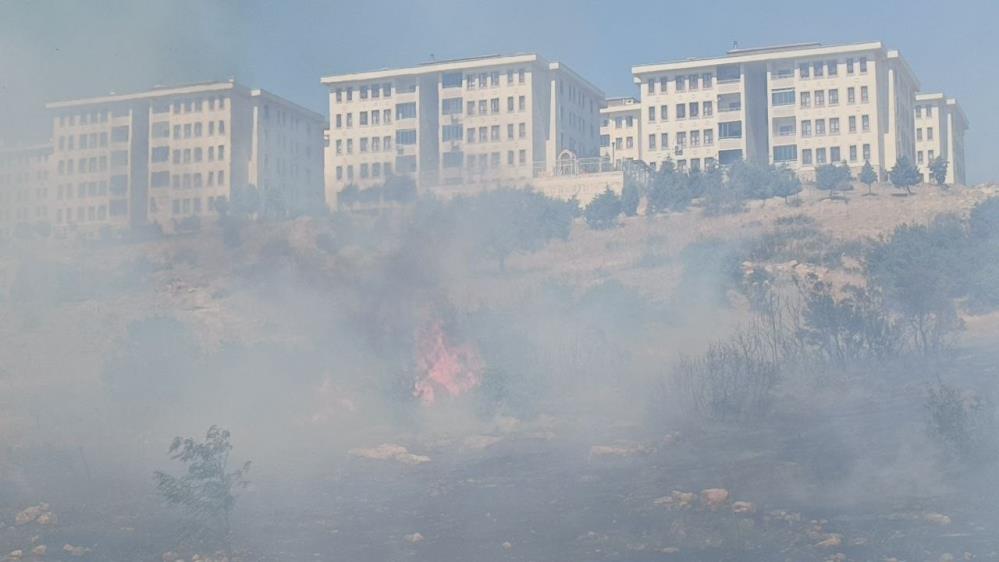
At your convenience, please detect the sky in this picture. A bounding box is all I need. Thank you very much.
[0,0,995,183]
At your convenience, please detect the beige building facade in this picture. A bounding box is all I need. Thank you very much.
[0,144,53,238]
[599,98,642,167]
[46,80,324,235]
[915,93,967,185]
[322,54,604,206]
[631,42,920,179]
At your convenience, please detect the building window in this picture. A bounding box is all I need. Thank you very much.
[718,121,742,139]
[827,60,838,76]
[916,128,923,141]
[703,101,712,116]
[917,151,925,164]
[801,120,812,137]
[847,87,856,104]
[703,129,713,145]
[660,133,668,149]
[771,88,795,106]
[830,146,841,162]
[396,102,417,120]
[849,116,857,133]
[859,57,868,73]
[830,118,840,134]
[660,105,668,120]
[689,102,699,118]
[927,127,934,140]
[815,119,826,136]
[802,149,812,164]
[648,106,656,122]
[814,90,825,107]
[773,145,797,162]
[649,134,656,150]
[396,129,417,145]
[675,75,686,91]
[849,145,857,162]
[647,79,655,94]
[800,91,810,108]
[862,143,871,161]
[846,58,855,74]
[442,72,462,89]
[442,97,463,115]
[813,61,824,77]
[861,86,869,103]
[828,89,839,105]
[862,115,870,132]
[676,104,686,119]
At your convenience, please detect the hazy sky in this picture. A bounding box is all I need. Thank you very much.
[1,0,995,183]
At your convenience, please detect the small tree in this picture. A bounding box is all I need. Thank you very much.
[859,160,878,196]
[584,187,622,230]
[889,156,921,195]
[155,426,251,551]
[772,167,802,203]
[815,163,852,199]
[620,180,641,217]
[929,156,949,187]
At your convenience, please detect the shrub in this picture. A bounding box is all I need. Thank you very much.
[584,187,622,229]
[155,426,251,550]
[889,156,921,195]
[815,163,852,197]
[866,221,967,353]
[798,282,903,364]
[671,331,780,422]
[926,385,997,465]
[859,160,878,195]
[621,181,640,217]
[929,156,949,186]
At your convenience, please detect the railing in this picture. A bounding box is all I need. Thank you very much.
[533,156,619,178]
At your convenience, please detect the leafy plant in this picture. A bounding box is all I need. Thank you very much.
[889,156,921,195]
[584,187,622,229]
[929,156,949,187]
[859,160,877,195]
[154,426,251,551]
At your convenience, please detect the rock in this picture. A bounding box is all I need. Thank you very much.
[655,491,696,510]
[35,513,56,526]
[501,542,512,550]
[62,545,88,557]
[700,488,730,510]
[826,554,846,562]
[941,554,956,562]
[589,444,650,457]
[162,552,179,562]
[925,513,952,526]
[15,506,43,526]
[404,532,424,544]
[732,501,755,514]
[350,444,430,465]
[29,545,46,557]
[463,435,502,450]
[656,547,680,554]
[815,534,842,548]
[7,551,23,561]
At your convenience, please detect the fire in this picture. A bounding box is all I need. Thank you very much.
[413,320,484,404]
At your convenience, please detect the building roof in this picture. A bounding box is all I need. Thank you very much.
[548,61,606,99]
[46,80,245,109]
[600,97,641,114]
[250,89,326,122]
[632,41,885,75]
[0,142,53,155]
[321,53,543,85]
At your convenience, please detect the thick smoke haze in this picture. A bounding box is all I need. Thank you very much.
[2,2,999,561]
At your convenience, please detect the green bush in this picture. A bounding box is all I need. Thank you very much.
[584,187,622,229]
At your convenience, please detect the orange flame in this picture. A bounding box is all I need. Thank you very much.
[413,320,484,404]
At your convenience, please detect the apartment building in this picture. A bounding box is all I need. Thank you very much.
[599,98,642,167]
[915,93,968,185]
[322,53,604,204]
[46,80,324,235]
[631,42,919,178]
[0,144,53,238]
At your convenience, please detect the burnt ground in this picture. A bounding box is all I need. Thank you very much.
[4,415,997,562]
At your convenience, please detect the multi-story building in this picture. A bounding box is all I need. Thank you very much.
[915,93,968,185]
[631,42,920,179]
[0,144,53,238]
[322,53,604,204]
[599,98,642,168]
[46,80,324,235]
